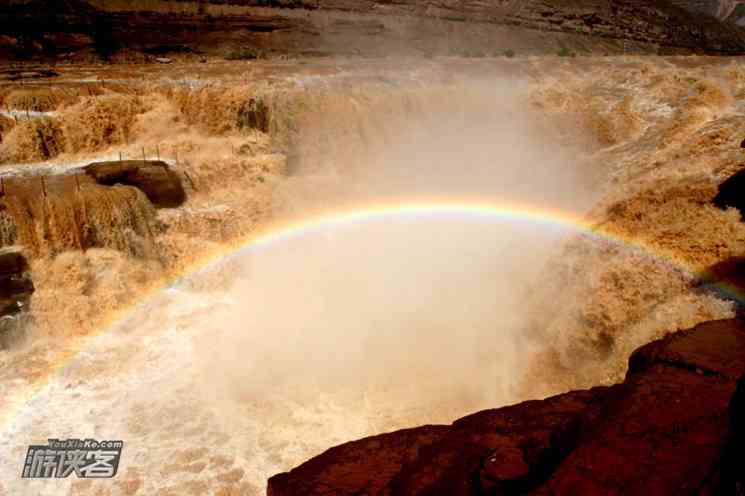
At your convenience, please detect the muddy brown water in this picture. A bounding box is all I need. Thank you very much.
[0,56,744,494]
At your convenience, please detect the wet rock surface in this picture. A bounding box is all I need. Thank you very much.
[268,318,745,495]
[0,246,33,349]
[84,160,186,208]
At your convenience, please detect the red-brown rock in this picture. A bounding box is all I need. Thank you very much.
[721,375,745,494]
[267,426,451,496]
[268,319,745,495]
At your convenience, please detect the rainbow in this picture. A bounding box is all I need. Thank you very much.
[1,199,741,432]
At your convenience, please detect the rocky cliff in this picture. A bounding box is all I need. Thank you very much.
[3,0,745,60]
[268,318,745,495]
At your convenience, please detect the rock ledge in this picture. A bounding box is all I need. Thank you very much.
[268,319,745,495]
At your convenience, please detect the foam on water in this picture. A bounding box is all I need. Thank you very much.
[0,213,569,494]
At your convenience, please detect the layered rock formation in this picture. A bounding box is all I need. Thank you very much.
[268,318,745,495]
[3,0,745,60]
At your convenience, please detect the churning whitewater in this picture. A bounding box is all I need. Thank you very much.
[1,210,576,494]
[2,57,743,494]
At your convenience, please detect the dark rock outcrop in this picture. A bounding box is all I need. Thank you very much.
[714,167,745,219]
[384,388,614,495]
[268,319,745,495]
[0,0,98,60]
[0,246,33,349]
[721,375,745,495]
[84,160,186,208]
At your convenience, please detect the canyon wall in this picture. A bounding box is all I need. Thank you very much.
[3,0,745,61]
